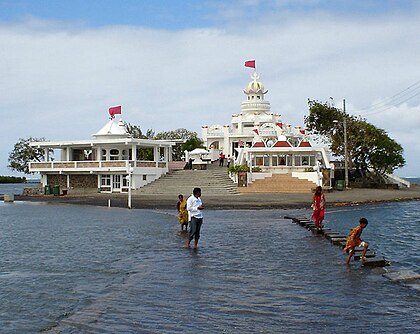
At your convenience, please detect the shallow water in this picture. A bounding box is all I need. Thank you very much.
[0,182,37,195]
[0,201,418,333]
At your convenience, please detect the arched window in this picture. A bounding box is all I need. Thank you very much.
[110,149,119,160]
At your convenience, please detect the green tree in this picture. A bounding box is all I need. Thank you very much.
[8,137,50,174]
[155,128,204,160]
[305,100,405,183]
[125,123,145,139]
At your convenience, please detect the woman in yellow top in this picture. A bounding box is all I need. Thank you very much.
[177,194,188,231]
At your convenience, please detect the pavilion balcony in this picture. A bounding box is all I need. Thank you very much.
[29,160,168,173]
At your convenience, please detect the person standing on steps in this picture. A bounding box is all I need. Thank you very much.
[219,152,225,167]
[186,187,204,249]
[226,155,231,168]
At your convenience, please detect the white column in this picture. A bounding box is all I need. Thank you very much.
[127,167,134,209]
[44,148,49,162]
[168,146,172,162]
[154,146,159,164]
[132,144,137,161]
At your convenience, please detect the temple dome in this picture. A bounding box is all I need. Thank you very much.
[244,72,268,95]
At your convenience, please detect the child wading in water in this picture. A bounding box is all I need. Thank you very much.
[343,218,369,264]
[177,194,188,231]
[312,186,326,230]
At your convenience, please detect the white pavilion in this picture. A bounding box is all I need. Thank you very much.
[29,118,174,193]
[202,71,331,186]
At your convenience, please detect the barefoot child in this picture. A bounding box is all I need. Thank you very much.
[343,218,369,264]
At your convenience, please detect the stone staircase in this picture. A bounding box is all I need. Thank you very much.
[134,163,239,196]
[238,174,316,193]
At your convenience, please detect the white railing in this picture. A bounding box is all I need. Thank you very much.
[29,160,168,171]
[385,173,411,188]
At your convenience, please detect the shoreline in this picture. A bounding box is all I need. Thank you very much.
[9,185,420,210]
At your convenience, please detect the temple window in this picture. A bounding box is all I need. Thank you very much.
[101,175,111,186]
[122,149,129,160]
[255,156,264,166]
[110,149,120,160]
[263,155,270,166]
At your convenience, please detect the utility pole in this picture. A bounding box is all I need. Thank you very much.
[343,99,349,189]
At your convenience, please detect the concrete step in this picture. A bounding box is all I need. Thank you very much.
[136,168,239,195]
[238,173,316,193]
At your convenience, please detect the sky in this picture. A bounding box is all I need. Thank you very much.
[0,0,419,177]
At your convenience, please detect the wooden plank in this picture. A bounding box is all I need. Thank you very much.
[361,255,388,267]
[330,237,347,246]
[353,251,376,260]
[353,246,371,253]
[324,233,346,240]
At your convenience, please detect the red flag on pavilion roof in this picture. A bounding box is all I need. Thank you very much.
[109,105,122,119]
[252,129,259,135]
[244,60,256,68]
[276,122,283,129]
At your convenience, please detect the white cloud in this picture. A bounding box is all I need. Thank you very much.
[1,10,419,176]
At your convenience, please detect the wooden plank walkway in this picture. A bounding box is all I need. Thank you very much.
[284,216,389,267]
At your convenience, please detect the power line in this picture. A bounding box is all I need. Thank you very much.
[347,79,420,116]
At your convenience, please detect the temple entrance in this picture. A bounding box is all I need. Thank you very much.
[112,175,121,192]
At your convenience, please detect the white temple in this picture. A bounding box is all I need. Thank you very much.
[202,71,331,186]
[29,117,174,193]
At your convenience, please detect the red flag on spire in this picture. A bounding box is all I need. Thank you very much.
[252,129,259,135]
[109,105,122,118]
[244,60,256,68]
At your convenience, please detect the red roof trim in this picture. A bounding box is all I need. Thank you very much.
[273,141,291,147]
[298,141,312,147]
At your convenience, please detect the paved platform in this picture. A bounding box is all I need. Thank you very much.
[12,184,420,210]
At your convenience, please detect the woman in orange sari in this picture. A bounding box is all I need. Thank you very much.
[177,194,188,231]
[312,186,326,229]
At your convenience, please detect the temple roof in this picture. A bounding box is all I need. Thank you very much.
[92,119,130,138]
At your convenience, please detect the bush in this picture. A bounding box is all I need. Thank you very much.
[227,165,250,174]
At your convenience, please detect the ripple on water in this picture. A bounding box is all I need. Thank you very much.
[0,203,419,333]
